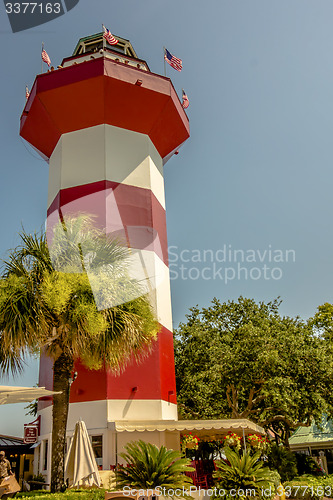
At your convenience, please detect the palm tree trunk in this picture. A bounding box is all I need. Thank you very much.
[51,350,73,493]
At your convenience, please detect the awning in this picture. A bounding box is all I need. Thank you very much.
[30,442,41,449]
[108,418,265,438]
[0,386,61,405]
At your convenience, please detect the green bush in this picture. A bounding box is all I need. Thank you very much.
[213,447,278,499]
[30,474,45,483]
[17,489,105,499]
[295,454,325,476]
[115,440,194,490]
[284,474,333,500]
[266,444,298,482]
[28,474,46,491]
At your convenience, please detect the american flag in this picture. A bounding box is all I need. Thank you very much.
[103,25,118,46]
[41,48,51,67]
[182,89,189,109]
[164,48,182,72]
[25,86,30,100]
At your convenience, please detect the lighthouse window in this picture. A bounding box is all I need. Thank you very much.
[91,435,103,468]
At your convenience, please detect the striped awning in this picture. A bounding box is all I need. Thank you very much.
[108,418,265,437]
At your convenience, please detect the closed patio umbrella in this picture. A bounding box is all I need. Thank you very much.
[65,419,101,488]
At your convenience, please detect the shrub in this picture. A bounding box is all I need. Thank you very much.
[115,440,194,491]
[266,444,297,482]
[17,490,105,499]
[295,454,325,476]
[284,475,333,500]
[284,476,322,500]
[213,447,277,499]
[30,474,45,483]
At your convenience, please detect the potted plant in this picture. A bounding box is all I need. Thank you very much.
[181,432,200,453]
[223,432,242,450]
[247,434,270,452]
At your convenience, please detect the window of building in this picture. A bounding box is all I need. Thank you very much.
[43,440,48,471]
[91,435,103,468]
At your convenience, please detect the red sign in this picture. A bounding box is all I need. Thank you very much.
[23,426,38,444]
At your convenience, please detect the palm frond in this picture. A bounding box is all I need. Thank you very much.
[0,215,157,373]
[214,447,276,495]
[116,440,193,491]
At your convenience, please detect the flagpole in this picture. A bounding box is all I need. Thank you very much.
[102,24,106,50]
[41,42,44,74]
[163,47,166,77]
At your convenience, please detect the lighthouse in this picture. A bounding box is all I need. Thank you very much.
[20,32,189,478]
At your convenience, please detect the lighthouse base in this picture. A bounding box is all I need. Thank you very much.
[34,400,178,485]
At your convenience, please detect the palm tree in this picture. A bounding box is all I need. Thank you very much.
[116,440,194,492]
[0,215,158,493]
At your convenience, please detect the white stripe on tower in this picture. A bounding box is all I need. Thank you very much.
[47,124,172,331]
[47,125,166,210]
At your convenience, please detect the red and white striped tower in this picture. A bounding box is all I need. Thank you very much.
[20,33,189,476]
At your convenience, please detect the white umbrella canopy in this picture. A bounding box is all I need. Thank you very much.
[0,385,61,404]
[65,419,101,488]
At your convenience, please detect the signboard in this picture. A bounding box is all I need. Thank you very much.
[23,426,38,444]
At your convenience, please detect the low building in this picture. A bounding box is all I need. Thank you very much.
[289,416,333,474]
[0,435,34,485]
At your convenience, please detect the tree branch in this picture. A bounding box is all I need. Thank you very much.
[226,384,240,418]
[262,414,311,428]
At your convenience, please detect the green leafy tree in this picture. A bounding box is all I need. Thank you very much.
[175,297,333,445]
[116,440,194,492]
[0,216,158,493]
[309,302,333,343]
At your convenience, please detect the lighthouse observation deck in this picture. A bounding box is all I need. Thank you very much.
[20,32,189,163]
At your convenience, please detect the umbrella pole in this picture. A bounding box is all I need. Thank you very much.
[115,431,118,488]
[243,429,247,452]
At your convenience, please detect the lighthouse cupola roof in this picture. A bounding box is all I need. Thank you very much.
[73,32,138,59]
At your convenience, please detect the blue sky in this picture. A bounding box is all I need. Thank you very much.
[1,0,333,436]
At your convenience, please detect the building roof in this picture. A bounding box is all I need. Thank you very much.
[0,435,25,447]
[289,416,333,449]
